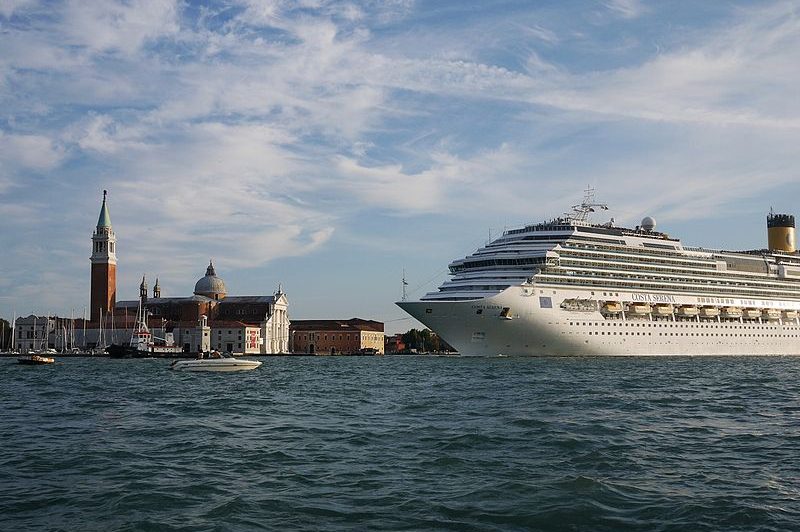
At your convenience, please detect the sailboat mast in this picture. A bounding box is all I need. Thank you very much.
[131,299,141,345]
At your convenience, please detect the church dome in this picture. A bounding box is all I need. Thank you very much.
[194,261,227,300]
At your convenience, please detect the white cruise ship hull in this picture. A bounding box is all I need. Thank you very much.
[398,286,800,357]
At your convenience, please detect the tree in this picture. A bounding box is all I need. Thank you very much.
[400,328,454,353]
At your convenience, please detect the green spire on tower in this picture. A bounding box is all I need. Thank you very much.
[97,189,112,228]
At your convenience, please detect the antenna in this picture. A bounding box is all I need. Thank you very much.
[565,186,608,223]
[402,269,408,302]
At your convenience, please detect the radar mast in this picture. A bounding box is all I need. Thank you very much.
[565,186,608,223]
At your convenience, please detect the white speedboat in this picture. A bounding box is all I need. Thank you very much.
[18,354,55,365]
[170,353,261,372]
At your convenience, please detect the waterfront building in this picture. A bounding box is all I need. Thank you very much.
[13,315,54,353]
[207,320,263,354]
[384,333,406,354]
[115,266,290,354]
[12,314,111,353]
[290,319,384,355]
[13,191,291,354]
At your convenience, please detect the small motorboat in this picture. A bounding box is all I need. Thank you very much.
[170,352,261,372]
[18,354,55,365]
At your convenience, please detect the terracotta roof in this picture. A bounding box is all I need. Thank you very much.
[220,296,276,304]
[116,295,214,308]
[290,318,384,332]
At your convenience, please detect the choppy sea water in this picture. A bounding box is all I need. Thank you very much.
[2,355,800,531]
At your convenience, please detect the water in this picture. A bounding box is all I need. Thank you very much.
[2,356,800,531]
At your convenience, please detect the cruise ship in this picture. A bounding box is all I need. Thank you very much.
[397,191,800,356]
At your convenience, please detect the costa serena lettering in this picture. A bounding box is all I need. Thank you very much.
[630,293,676,303]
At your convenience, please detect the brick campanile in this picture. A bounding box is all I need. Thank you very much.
[90,190,117,322]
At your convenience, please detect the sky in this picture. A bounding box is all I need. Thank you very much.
[1,0,800,333]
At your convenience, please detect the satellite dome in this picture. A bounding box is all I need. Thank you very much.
[194,261,227,300]
[641,216,657,232]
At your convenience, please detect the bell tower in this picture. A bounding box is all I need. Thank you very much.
[140,275,148,304]
[90,190,117,322]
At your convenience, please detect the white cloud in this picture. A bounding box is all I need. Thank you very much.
[2,0,800,318]
[332,143,524,214]
[69,114,150,154]
[235,0,283,27]
[62,0,180,54]
[517,23,560,45]
[602,0,645,20]
[536,4,800,129]
[78,120,339,283]
[0,0,37,19]
[0,132,65,171]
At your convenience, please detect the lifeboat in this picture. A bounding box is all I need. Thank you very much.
[721,306,742,319]
[653,304,674,317]
[743,308,761,320]
[627,303,652,316]
[762,308,781,321]
[699,306,720,318]
[783,310,798,320]
[601,302,623,315]
[676,305,699,318]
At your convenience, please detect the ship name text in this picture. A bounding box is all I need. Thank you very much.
[631,293,676,303]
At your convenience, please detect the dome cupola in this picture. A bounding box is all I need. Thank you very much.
[194,260,227,300]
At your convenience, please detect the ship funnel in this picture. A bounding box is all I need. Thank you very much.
[767,212,796,253]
